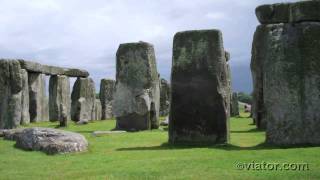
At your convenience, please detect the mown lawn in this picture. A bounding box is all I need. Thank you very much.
[0,112,319,180]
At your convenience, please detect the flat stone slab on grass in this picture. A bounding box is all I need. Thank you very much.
[92,130,126,137]
[4,127,88,155]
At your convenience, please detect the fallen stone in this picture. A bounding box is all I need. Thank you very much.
[18,60,89,77]
[14,127,88,155]
[92,130,126,136]
[113,41,160,131]
[169,30,230,144]
[99,79,115,120]
[2,128,25,141]
[160,117,169,126]
[76,119,88,125]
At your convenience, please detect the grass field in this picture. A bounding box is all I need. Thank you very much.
[0,111,319,180]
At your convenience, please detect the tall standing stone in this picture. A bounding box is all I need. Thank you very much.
[169,30,230,144]
[160,78,170,116]
[71,77,96,122]
[94,99,102,120]
[252,1,320,145]
[0,60,23,129]
[49,75,71,122]
[99,79,115,120]
[230,92,239,117]
[113,41,160,131]
[28,72,48,122]
[20,69,30,125]
[225,51,232,117]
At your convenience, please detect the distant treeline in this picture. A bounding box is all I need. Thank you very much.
[237,92,252,105]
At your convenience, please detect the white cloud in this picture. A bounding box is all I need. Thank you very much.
[0,0,298,92]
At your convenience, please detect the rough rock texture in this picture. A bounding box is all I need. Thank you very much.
[225,51,232,117]
[28,72,48,122]
[251,24,268,129]
[49,75,71,122]
[99,79,115,120]
[71,78,96,122]
[2,128,25,140]
[113,41,160,131]
[94,99,102,120]
[13,128,88,155]
[18,60,89,77]
[169,30,230,144]
[20,69,30,125]
[160,78,170,116]
[252,1,320,145]
[0,60,23,129]
[256,1,320,24]
[230,93,239,117]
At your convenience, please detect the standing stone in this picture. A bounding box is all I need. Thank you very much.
[160,78,170,116]
[49,75,71,122]
[94,99,102,120]
[0,60,23,129]
[230,92,239,117]
[169,30,230,144]
[59,104,68,127]
[252,1,320,145]
[28,72,48,122]
[99,79,115,120]
[225,51,232,117]
[20,69,30,125]
[113,41,160,131]
[71,77,96,122]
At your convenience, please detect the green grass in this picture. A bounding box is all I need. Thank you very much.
[0,112,319,180]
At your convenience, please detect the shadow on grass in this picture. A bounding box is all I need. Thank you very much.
[116,142,318,152]
[231,128,265,133]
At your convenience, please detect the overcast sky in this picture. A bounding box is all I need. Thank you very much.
[0,0,296,93]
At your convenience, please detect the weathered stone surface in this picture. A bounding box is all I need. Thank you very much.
[94,99,102,120]
[230,93,239,117]
[256,3,290,24]
[160,78,170,116]
[251,25,269,130]
[20,69,30,125]
[28,72,48,122]
[256,1,320,24]
[18,60,89,77]
[92,130,126,136]
[13,128,88,155]
[49,75,71,122]
[290,1,320,23]
[99,79,115,120]
[113,41,160,131]
[0,59,23,129]
[225,51,232,117]
[169,30,230,144]
[71,78,96,122]
[251,21,320,145]
[2,128,25,140]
